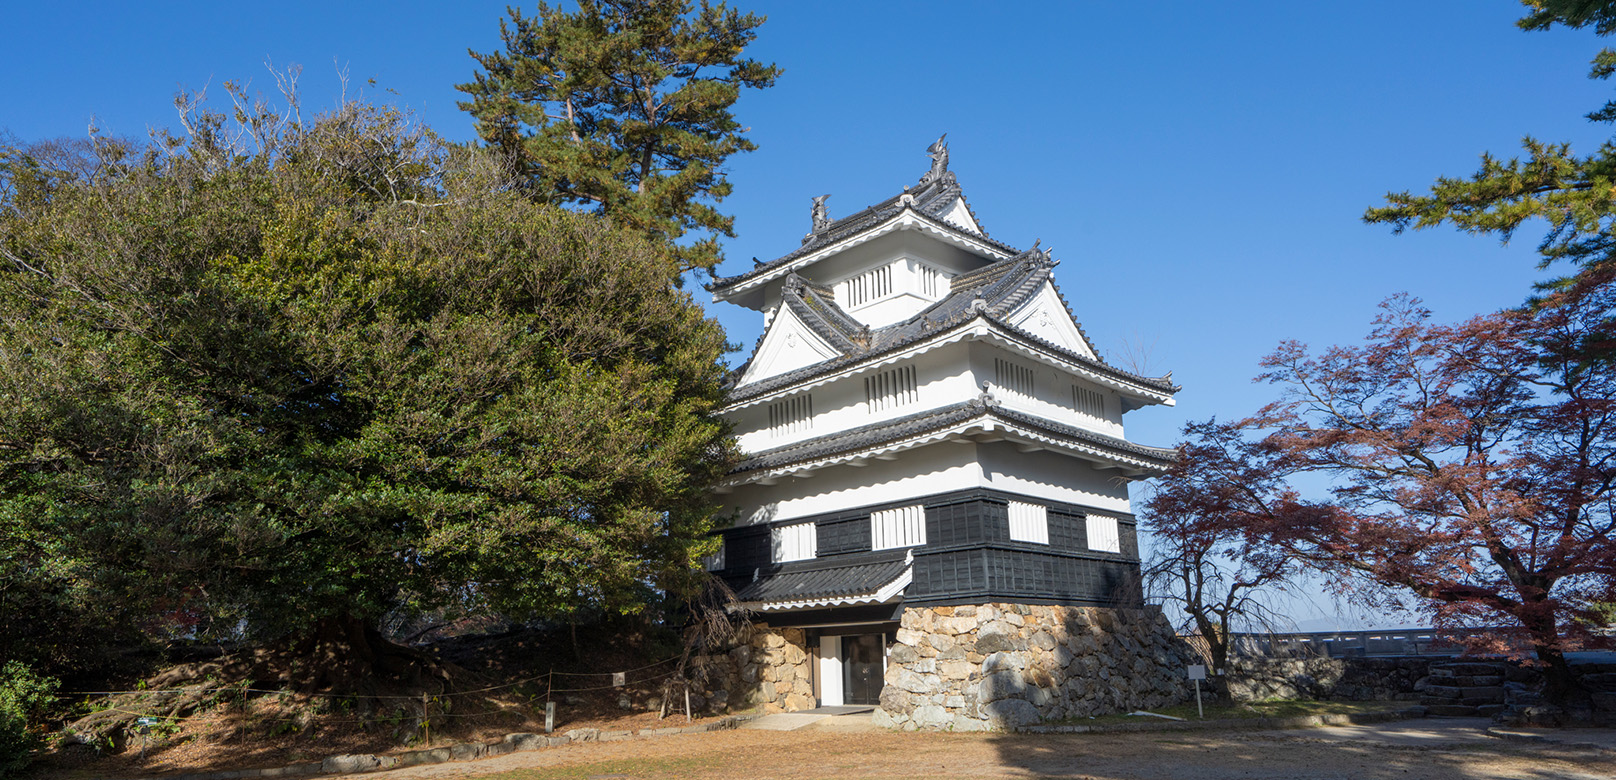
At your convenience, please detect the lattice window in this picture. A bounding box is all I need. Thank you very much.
[702,540,726,571]
[916,264,945,298]
[1073,385,1106,419]
[771,522,817,562]
[1086,514,1120,553]
[1007,501,1049,544]
[842,264,893,307]
[871,505,926,550]
[865,364,918,413]
[768,394,813,436]
[995,358,1035,397]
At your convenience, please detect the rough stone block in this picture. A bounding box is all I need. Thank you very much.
[564,728,599,742]
[983,698,1041,728]
[872,707,902,729]
[982,651,1025,673]
[912,704,951,729]
[940,660,973,680]
[978,669,1027,703]
[896,628,925,647]
[975,625,1020,654]
[322,754,385,773]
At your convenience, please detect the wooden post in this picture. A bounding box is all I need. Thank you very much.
[544,670,555,733]
[421,693,430,746]
[684,682,692,723]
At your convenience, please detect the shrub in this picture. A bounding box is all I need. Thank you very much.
[0,661,58,777]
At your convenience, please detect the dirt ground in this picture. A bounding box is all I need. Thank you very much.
[362,721,1616,780]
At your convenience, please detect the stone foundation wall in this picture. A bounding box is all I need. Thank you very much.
[1227,656,1437,702]
[689,623,814,714]
[875,603,1197,731]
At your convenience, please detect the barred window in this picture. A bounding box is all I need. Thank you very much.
[995,358,1035,396]
[1073,385,1106,419]
[916,263,945,298]
[871,505,926,550]
[768,394,813,436]
[842,264,893,307]
[865,364,919,413]
[1086,514,1121,553]
[771,523,817,562]
[1007,501,1049,544]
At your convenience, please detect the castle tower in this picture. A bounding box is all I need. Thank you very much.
[702,138,1189,726]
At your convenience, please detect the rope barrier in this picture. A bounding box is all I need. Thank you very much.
[61,653,685,701]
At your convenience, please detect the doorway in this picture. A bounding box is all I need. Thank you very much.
[818,633,885,707]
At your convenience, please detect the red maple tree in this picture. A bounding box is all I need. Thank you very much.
[1141,419,1299,677]
[1207,288,1616,703]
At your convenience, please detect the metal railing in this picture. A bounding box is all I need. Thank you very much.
[1222,628,1507,658]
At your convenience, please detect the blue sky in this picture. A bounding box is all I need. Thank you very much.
[4,1,1608,627]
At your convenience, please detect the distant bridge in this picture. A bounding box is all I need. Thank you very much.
[1221,628,1506,658]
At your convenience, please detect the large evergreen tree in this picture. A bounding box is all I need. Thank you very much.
[0,93,735,689]
[1364,1,1616,290]
[457,0,780,276]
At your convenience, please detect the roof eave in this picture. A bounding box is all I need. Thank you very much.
[709,209,1015,303]
[722,406,1176,487]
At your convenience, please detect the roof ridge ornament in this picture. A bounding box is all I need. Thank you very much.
[918,133,951,186]
[975,381,1001,409]
[810,194,832,232]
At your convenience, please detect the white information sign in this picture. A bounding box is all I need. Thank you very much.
[1188,664,1207,681]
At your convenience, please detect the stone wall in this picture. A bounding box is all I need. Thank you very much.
[1227,656,1437,702]
[875,603,1197,731]
[689,623,814,714]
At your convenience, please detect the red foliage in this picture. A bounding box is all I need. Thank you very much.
[1201,288,1616,699]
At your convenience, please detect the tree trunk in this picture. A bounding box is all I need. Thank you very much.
[1519,607,1585,710]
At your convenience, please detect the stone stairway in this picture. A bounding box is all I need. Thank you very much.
[1418,662,1507,717]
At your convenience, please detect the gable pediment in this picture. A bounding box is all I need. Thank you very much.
[1003,281,1096,359]
[737,303,843,387]
[938,197,981,234]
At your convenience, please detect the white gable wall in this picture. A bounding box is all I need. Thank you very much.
[938,197,981,234]
[1003,282,1095,359]
[737,304,842,387]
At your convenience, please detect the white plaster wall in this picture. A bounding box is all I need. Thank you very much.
[975,441,1134,514]
[720,443,984,527]
[719,439,1134,529]
[967,341,1126,438]
[732,341,978,453]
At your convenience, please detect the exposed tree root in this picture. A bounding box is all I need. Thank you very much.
[66,616,480,750]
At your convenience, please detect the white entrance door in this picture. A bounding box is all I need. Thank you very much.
[819,636,843,706]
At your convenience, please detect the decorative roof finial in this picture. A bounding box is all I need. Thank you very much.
[919,133,949,185]
[810,194,832,232]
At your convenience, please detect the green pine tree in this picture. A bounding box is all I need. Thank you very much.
[1364,1,1616,293]
[457,0,781,276]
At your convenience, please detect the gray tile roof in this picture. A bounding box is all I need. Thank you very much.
[730,397,1179,477]
[734,549,911,605]
[723,244,1178,403]
[707,171,1016,293]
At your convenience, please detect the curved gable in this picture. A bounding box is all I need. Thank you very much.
[737,304,842,387]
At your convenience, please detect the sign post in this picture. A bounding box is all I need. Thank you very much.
[1187,665,1207,719]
